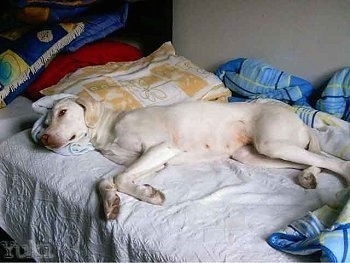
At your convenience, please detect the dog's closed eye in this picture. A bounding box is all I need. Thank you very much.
[58,109,67,117]
[70,135,76,141]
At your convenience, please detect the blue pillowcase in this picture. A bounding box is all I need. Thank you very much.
[316,67,350,121]
[64,3,128,52]
[215,58,315,106]
[11,0,101,8]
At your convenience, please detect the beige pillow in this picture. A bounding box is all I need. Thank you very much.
[41,42,230,110]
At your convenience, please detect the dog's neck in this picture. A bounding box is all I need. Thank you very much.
[88,106,123,149]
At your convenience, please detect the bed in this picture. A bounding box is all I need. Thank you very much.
[1,0,350,262]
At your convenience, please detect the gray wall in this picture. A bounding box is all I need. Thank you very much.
[173,0,350,88]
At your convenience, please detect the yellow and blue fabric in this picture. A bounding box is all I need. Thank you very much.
[0,22,84,108]
[215,58,314,106]
[0,0,128,108]
[268,187,350,262]
[316,67,350,122]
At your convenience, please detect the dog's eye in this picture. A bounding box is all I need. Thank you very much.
[58,109,67,117]
[70,135,76,141]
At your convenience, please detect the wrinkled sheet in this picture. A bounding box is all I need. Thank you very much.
[0,130,344,262]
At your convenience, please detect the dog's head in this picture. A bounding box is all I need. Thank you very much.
[40,97,101,149]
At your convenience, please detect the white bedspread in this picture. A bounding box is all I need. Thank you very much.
[0,130,344,262]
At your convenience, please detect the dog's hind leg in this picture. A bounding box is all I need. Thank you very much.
[232,145,307,169]
[233,146,322,188]
[254,141,350,183]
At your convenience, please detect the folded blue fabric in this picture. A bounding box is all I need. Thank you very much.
[12,0,101,8]
[64,3,128,52]
[316,67,350,121]
[267,187,350,262]
[215,58,315,106]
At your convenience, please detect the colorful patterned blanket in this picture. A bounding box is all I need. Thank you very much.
[0,1,128,107]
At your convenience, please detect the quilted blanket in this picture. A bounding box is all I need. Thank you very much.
[0,129,343,262]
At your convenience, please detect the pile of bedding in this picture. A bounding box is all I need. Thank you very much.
[0,0,131,107]
[216,58,350,122]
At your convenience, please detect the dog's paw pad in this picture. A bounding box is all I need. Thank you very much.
[141,184,165,205]
[298,172,317,189]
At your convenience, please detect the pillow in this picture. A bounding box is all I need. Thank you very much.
[215,58,314,106]
[316,67,350,121]
[16,6,88,24]
[11,0,101,8]
[0,1,128,107]
[40,42,230,110]
[6,2,129,52]
[63,3,128,52]
[0,22,84,108]
[26,40,143,100]
[0,0,96,32]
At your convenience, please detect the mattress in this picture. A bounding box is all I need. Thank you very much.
[0,128,344,262]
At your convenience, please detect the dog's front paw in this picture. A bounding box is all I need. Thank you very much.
[103,191,121,220]
[139,184,165,205]
[99,179,120,220]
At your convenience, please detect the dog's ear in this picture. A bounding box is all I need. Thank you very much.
[75,96,101,128]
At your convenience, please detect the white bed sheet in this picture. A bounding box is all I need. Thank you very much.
[0,96,39,143]
[0,129,344,262]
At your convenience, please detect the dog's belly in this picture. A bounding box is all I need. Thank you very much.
[167,132,250,166]
[171,122,252,155]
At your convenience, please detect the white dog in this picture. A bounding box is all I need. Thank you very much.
[40,97,350,220]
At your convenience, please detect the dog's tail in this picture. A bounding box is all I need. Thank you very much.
[307,127,321,153]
